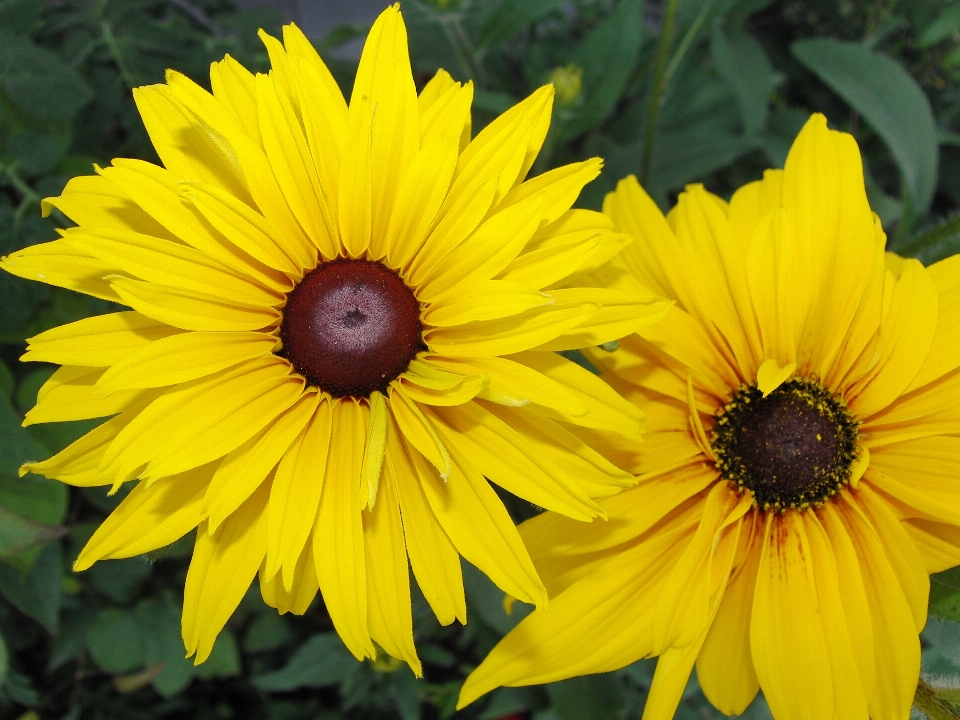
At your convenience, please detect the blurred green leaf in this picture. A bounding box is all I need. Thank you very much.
[0,394,47,478]
[5,131,68,177]
[0,0,40,35]
[931,567,960,624]
[479,0,563,48]
[0,474,68,526]
[194,630,241,679]
[87,607,144,674]
[136,593,195,697]
[921,616,960,676]
[792,38,939,212]
[0,630,7,685]
[0,504,63,558]
[253,633,355,691]
[547,674,624,720]
[244,611,292,653]
[558,0,643,141]
[919,3,960,47]
[88,557,151,604]
[899,212,960,264]
[0,541,62,633]
[0,361,12,400]
[0,29,93,119]
[710,24,780,136]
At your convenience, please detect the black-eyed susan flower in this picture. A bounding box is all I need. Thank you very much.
[459,114,960,719]
[1,5,668,672]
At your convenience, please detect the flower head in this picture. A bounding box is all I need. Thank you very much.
[459,114,960,719]
[1,5,668,671]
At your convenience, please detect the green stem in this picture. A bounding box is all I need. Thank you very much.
[662,0,716,91]
[898,211,960,257]
[915,678,960,720]
[101,21,137,88]
[640,0,680,187]
[443,15,485,85]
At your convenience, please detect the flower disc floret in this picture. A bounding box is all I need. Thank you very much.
[281,260,423,397]
[711,377,861,511]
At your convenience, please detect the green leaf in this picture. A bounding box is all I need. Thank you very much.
[0,541,62,634]
[86,608,145,674]
[0,630,8,685]
[710,24,781,136]
[921,616,960,676]
[244,611,293,653]
[0,392,47,479]
[899,212,960,265]
[0,505,64,559]
[88,557,151,604]
[0,29,93,119]
[931,566,960,624]
[791,38,939,212]
[463,561,531,635]
[0,474,68,526]
[547,674,624,720]
[0,361,12,400]
[919,3,960,47]
[5,130,67,177]
[136,593,195,697]
[479,0,563,47]
[0,0,40,35]
[193,630,241,679]
[253,633,355,691]
[559,0,643,141]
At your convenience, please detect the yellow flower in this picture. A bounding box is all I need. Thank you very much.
[1,5,668,672]
[459,113,960,719]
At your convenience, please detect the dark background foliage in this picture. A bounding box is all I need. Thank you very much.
[0,0,959,718]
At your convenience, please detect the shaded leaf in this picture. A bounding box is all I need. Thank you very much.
[792,38,939,212]
[479,0,563,47]
[559,0,644,141]
[253,633,355,691]
[0,541,63,634]
[0,474,68,526]
[0,29,92,119]
[547,674,624,720]
[711,24,781,135]
[0,504,64,559]
[87,608,145,674]
[136,593,195,697]
[193,630,241,679]
[931,566,960,624]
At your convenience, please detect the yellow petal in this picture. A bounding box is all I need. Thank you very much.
[1,241,120,302]
[182,484,269,663]
[265,399,332,589]
[257,72,337,259]
[836,492,921,720]
[337,94,373,257]
[426,302,598,358]
[756,358,795,397]
[750,512,834,720]
[210,54,261,145]
[204,392,318,532]
[42,174,175,239]
[109,276,279,332]
[97,331,277,393]
[74,464,213,570]
[24,366,159,426]
[388,387,452,479]
[497,158,602,227]
[313,399,375,660]
[419,70,472,150]
[22,312,179,367]
[414,439,546,609]
[424,280,551,327]
[534,287,671,351]
[21,404,146,486]
[430,402,603,520]
[386,415,466,625]
[363,458,421,675]
[182,181,300,281]
[61,226,283,307]
[362,391,388,509]
[259,539,319,615]
[350,4,419,250]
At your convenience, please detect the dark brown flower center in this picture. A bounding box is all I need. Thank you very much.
[710,377,860,511]
[280,259,422,397]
